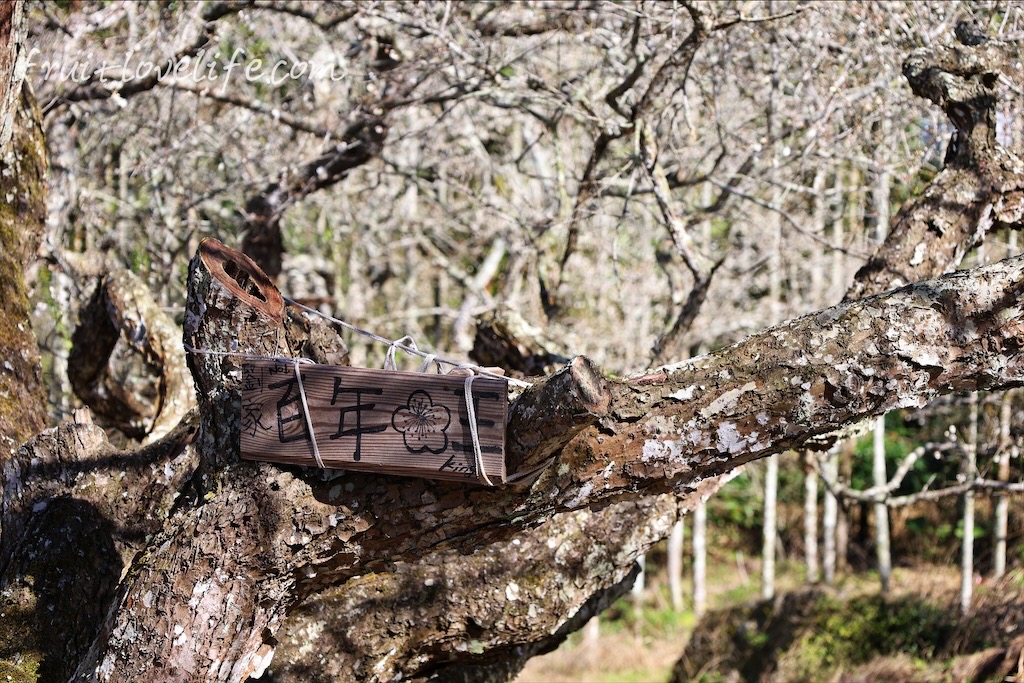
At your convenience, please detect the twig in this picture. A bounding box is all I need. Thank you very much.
[157,78,334,138]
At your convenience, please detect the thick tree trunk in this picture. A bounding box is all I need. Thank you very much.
[17,240,1024,680]
[268,494,685,682]
[0,0,47,459]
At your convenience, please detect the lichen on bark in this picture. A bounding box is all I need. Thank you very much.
[0,82,47,459]
[59,242,1024,683]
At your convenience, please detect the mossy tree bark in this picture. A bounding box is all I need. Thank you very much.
[0,0,25,152]
[0,0,46,460]
[0,413,199,681]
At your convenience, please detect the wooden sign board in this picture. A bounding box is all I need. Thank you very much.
[238,359,508,484]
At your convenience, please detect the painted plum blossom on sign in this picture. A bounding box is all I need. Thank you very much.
[391,390,451,454]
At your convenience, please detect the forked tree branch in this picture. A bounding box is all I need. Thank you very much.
[55,240,1024,681]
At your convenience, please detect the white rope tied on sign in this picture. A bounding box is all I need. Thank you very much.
[417,354,438,373]
[184,295,549,486]
[182,344,326,467]
[290,357,324,469]
[461,371,493,487]
[283,296,532,389]
[384,335,419,371]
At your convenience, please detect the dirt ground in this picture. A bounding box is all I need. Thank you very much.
[513,564,1021,683]
[515,626,685,683]
[515,556,762,683]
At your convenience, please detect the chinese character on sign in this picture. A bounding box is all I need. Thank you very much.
[240,363,263,392]
[269,376,310,444]
[240,400,271,437]
[329,378,386,461]
[450,388,502,455]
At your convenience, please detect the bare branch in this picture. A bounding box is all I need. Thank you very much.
[639,121,714,279]
[157,78,334,138]
[247,1,357,32]
[555,2,712,292]
[50,3,247,109]
[815,443,937,504]
[712,4,808,32]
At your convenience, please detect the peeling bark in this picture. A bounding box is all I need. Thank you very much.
[0,410,198,680]
[268,469,724,682]
[62,239,1024,681]
[2,236,1023,680]
[505,355,611,478]
[269,494,690,682]
[68,240,350,681]
[0,0,24,152]
[0,55,47,460]
[845,36,1024,302]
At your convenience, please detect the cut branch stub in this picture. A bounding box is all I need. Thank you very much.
[471,305,571,378]
[506,356,611,478]
[184,238,289,478]
[184,237,350,479]
[198,237,284,323]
